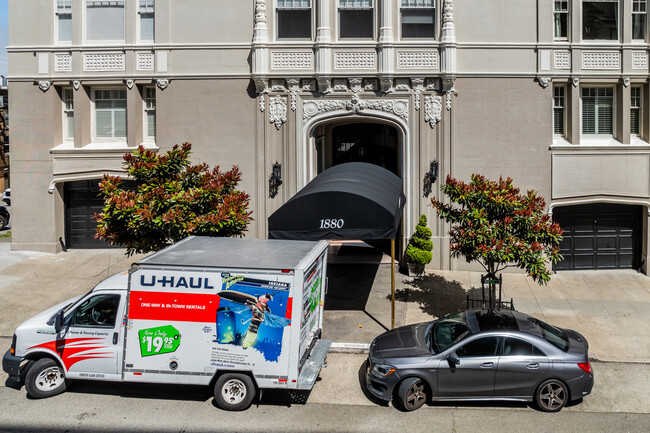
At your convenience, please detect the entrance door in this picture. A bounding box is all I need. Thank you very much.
[64,180,109,248]
[553,203,642,270]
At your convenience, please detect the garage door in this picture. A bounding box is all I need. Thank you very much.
[64,180,112,249]
[553,203,642,270]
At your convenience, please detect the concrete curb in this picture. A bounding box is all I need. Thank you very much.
[329,342,370,354]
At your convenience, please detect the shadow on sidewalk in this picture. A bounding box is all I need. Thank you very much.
[391,274,483,318]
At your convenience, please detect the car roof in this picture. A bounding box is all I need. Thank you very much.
[465,309,544,339]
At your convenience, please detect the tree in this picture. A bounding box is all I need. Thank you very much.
[431,174,563,308]
[95,143,253,255]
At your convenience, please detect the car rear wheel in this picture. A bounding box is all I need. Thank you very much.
[214,373,256,411]
[25,358,68,399]
[0,215,7,230]
[396,377,427,411]
[535,379,568,412]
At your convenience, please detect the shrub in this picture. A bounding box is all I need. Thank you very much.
[406,214,433,265]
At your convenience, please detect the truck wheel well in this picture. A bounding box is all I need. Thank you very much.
[24,353,64,371]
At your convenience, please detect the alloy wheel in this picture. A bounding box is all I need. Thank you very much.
[539,382,566,411]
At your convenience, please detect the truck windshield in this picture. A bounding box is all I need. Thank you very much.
[429,313,471,353]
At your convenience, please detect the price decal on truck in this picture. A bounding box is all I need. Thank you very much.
[138,325,181,357]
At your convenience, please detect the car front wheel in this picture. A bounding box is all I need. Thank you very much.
[24,358,68,399]
[535,379,569,412]
[395,377,427,411]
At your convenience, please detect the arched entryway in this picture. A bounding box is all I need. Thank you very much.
[312,121,401,177]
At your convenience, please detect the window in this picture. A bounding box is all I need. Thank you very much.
[582,87,614,134]
[62,88,74,142]
[631,87,641,135]
[93,89,127,139]
[139,0,155,42]
[339,0,374,39]
[455,337,499,358]
[277,0,312,39]
[71,294,120,328]
[554,1,569,39]
[431,313,471,353]
[401,0,435,39]
[144,87,156,140]
[583,1,618,40]
[633,0,646,40]
[57,0,72,43]
[502,338,546,357]
[554,86,566,136]
[86,0,125,41]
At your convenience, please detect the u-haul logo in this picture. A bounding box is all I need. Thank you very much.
[139,274,215,290]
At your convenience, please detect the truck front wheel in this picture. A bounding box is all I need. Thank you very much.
[25,358,68,399]
[214,373,255,411]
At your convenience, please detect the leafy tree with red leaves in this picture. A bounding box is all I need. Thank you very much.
[432,174,563,308]
[95,143,253,256]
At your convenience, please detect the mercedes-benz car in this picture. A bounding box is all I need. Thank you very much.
[366,309,593,412]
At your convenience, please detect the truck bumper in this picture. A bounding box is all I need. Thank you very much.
[3,349,24,380]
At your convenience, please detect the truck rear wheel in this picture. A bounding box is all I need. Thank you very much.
[25,358,68,399]
[214,373,255,411]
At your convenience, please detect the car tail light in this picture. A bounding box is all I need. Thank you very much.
[577,362,591,374]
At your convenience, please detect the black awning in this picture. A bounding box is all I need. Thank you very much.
[268,162,406,240]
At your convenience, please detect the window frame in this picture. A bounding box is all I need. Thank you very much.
[338,0,375,40]
[554,85,567,137]
[70,294,121,329]
[138,0,155,43]
[55,0,73,45]
[400,0,436,40]
[276,0,313,40]
[143,86,156,142]
[91,87,128,143]
[554,1,570,40]
[62,87,74,143]
[581,0,620,42]
[580,86,616,137]
[83,0,126,44]
[633,0,647,41]
[631,86,642,136]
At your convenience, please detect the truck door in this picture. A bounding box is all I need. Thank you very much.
[60,292,125,380]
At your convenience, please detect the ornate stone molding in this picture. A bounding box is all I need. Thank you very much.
[411,78,424,111]
[582,51,620,69]
[303,95,408,122]
[333,79,348,92]
[156,79,169,90]
[443,0,454,25]
[270,79,286,92]
[572,77,580,87]
[318,77,332,94]
[425,95,443,128]
[349,78,363,93]
[38,80,52,92]
[538,77,551,88]
[380,78,394,93]
[72,80,81,90]
[622,77,631,87]
[254,0,267,23]
[287,79,300,111]
[446,92,452,111]
[269,95,287,130]
[125,79,134,90]
[259,94,266,112]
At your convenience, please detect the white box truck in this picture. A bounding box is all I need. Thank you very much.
[3,237,330,410]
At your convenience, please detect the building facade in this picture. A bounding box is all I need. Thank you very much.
[0,80,8,194]
[6,1,650,273]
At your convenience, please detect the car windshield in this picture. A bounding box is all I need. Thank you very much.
[536,319,569,352]
[429,312,471,353]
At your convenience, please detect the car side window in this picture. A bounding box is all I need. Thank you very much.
[503,337,546,357]
[71,294,120,328]
[456,336,499,358]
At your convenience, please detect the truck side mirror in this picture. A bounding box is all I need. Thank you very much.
[54,310,64,333]
[447,353,460,366]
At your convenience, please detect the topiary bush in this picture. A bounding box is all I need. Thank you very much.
[406,214,433,265]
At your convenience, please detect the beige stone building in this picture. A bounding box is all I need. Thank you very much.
[6,1,650,273]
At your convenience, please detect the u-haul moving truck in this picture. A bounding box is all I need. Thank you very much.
[3,237,330,410]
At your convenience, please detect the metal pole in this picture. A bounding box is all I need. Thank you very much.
[391,238,395,329]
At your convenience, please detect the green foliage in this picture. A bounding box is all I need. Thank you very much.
[95,143,253,256]
[406,214,433,265]
[431,174,563,285]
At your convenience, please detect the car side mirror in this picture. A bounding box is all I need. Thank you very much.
[54,310,64,333]
[447,353,460,365]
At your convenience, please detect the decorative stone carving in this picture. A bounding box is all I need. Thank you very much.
[156,79,169,90]
[302,95,409,122]
[633,51,648,70]
[442,77,456,92]
[333,79,348,92]
[272,52,313,69]
[254,0,267,23]
[364,79,378,91]
[255,78,269,94]
[349,78,363,93]
[395,79,410,91]
[318,77,332,94]
[287,79,300,111]
[259,94,266,112]
[424,95,443,128]
[83,53,125,71]
[270,79,286,92]
[538,77,551,88]
[137,53,154,71]
[335,52,375,69]
[426,79,440,91]
[411,78,424,111]
[125,79,134,90]
[302,79,316,92]
[622,77,631,87]
[553,51,570,70]
[572,77,579,87]
[72,80,81,90]
[38,80,52,92]
[446,92,452,111]
[269,95,287,130]
[380,78,394,93]
[582,52,620,69]
[443,0,454,24]
[398,51,438,69]
[55,54,72,72]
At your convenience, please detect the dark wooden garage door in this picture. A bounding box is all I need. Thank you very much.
[553,203,642,270]
[64,180,112,249]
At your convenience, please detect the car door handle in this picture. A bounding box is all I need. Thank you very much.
[480,362,493,368]
[113,332,118,345]
[527,363,540,369]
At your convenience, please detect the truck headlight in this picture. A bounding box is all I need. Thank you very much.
[370,357,396,377]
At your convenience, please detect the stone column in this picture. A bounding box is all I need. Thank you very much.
[379,0,395,82]
[316,0,333,90]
